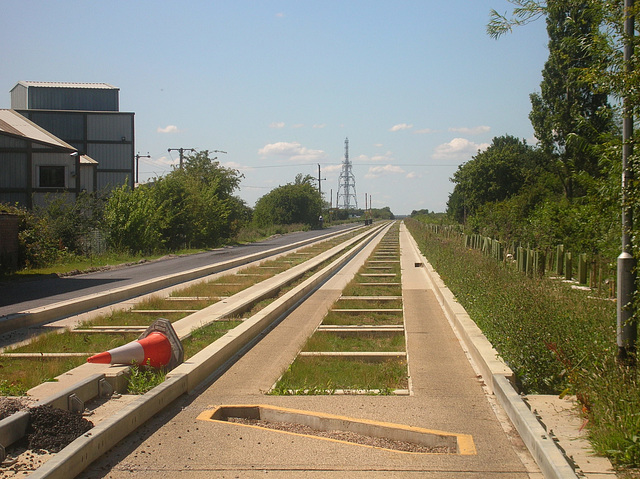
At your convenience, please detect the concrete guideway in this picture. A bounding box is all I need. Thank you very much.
[1,221,611,477]
[67,223,569,478]
[1,223,390,477]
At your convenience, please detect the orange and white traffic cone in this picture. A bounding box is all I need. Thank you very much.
[87,318,183,369]
[87,332,172,368]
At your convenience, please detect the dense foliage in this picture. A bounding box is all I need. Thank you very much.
[0,193,104,269]
[252,174,323,229]
[406,218,640,466]
[104,151,249,253]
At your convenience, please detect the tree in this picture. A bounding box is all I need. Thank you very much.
[104,150,246,252]
[529,1,615,198]
[448,135,541,218]
[252,174,323,228]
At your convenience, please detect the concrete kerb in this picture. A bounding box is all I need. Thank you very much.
[403,225,579,479]
[24,223,390,478]
[0,225,362,335]
[493,375,579,479]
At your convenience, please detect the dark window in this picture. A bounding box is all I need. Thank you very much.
[39,166,66,188]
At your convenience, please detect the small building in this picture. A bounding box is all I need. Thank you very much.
[0,109,97,208]
[11,81,135,193]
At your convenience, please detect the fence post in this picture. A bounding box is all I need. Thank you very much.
[555,244,564,275]
[565,252,573,281]
[578,253,588,285]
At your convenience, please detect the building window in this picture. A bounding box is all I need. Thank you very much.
[39,166,66,188]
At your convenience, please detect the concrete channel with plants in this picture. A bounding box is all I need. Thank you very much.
[272,223,407,395]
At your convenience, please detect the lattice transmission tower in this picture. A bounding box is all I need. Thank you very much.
[337,137,358,211]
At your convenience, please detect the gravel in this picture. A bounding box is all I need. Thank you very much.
[227,417,453,453]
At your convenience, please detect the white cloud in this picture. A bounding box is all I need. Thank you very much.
[373,143,383,148]
[432,138,490,161]
[406,171,418,179]
[413,128,436,134]
[355,151,395,163]
[389,123,413,132]
[449,125,491,135]
[275,12,284,17]
[269,122,285,129]
[365,164,406,179]
[323,164,342,173]
[292,123,304,129]
[313,123,326,129]
[258,141,327,161]
[157,125,179,134]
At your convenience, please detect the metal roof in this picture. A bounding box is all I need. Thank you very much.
[13,81,118,90]
[80,154,98,164]
[0,109,76,151]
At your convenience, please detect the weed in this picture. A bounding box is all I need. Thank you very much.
[126,361,166,394]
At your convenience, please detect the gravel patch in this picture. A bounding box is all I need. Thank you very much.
[227,417,453,453]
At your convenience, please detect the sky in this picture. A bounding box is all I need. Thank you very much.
[1,1,549,216]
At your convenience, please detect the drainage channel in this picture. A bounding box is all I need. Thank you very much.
[0,222,390,477]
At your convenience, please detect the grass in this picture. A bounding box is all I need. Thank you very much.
[404,217,640,469]
[182,321,242,358]
[0,226,367,396]
[6,331,139,354]
[270,223,407,395]
[126,362,167,394]
[272,357,408,393]
[302,332,405,352]
[0,357,87,395]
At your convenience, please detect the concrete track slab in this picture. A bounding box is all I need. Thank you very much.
[78,224,542,478]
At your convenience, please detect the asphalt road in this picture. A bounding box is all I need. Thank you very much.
[0,224,358,318]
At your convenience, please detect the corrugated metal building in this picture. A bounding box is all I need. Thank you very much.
[0,109,97,208]
[11,81,119,111]
[11,82,135,193]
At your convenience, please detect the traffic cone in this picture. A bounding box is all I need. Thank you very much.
[87,318,183,369]
[87,332,172,368]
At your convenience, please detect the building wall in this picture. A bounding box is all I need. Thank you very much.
[0,133,80,208]
[17,110,134,191]
[11,84,119,111]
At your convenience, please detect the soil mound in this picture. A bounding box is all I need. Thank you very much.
[27,405,93,453]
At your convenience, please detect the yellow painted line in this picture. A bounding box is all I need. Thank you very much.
[197,404,476,456]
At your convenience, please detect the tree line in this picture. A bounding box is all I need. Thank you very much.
[447,0,634,266]
[1,151,391,271]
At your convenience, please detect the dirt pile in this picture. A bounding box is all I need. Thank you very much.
[27,405,93,453]
[0,398,25,420]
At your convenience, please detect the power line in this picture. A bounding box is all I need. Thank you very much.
[167,147,196,168]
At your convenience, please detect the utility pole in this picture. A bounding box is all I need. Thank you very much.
[134,152,150,186]
[317,164,326,197]
[167,148,196,169]
[618,0,637,364]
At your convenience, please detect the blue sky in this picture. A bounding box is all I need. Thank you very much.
[2,1,549,215]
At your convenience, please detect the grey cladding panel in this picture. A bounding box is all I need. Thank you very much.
[87,114,133,141]
[88,144,134,170]
[0,153,27,187]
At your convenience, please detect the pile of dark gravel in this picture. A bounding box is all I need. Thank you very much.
[0,398,25,420]
[27,405,93,453]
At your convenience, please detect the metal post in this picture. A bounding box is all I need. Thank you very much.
[135,152,150,186]
[618,0,637,363]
